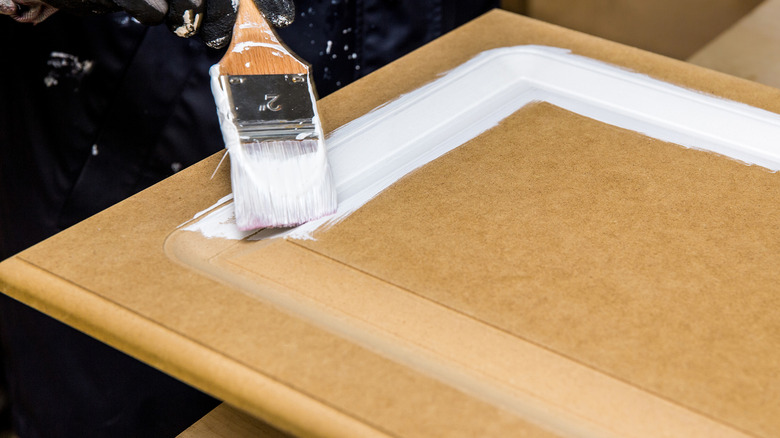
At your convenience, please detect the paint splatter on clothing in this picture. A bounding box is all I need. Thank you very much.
[277,0,498,95]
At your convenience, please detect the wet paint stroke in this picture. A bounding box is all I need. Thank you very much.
[184,45,780,241]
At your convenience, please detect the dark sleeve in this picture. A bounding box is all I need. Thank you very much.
[0,15,224,438]
[0,14,225,259]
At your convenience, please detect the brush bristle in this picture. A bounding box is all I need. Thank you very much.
[229,138,338,230]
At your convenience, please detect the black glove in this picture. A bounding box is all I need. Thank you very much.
[1,0,60,24]
[23,0,294,48]
[163,0,296,48]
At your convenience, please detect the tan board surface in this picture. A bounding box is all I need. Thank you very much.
[178,404,293,438]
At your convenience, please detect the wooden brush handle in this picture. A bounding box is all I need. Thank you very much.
[219,0,308,76]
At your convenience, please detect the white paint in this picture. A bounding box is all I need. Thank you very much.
[191,45,780,241]
[207,60,335,230]
[237,22,277,35]
[232,41,288,54]
[209,64,241,156]
[227,137,335,230]
[208,35,229,49]
[224,67,336,229]
[180,193,233,227]
[274,15,292,27]
[192,11,202,32]
[181,199,258,240]
[43,51,93,87]
[174,9,201,37]
[181,203,257,240]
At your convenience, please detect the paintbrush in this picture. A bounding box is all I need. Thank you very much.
[209,0,337,230]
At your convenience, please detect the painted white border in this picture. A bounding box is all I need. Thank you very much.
[185,45,780,240]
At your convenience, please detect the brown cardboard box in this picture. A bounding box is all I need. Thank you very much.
[689,0,780,88]
[527,0,763,59]
[3,9,780,438]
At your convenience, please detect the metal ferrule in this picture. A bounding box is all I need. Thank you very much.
[221,74,319,141]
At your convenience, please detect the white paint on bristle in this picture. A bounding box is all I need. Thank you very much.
[192,45,780,241]
[229,137,335,230]
[209,62,336,230]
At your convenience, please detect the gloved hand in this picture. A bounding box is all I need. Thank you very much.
[194,0,296,49]
[0,0,59,24]
[0,0,294,48]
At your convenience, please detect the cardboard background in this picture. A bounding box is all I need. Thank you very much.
[689,0,780,88]
[526,0,763,59]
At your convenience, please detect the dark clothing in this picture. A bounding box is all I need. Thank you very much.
[0,17,227,437]
[277,0,499,94]
[0,0,497,435]
[0,15,226,260]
